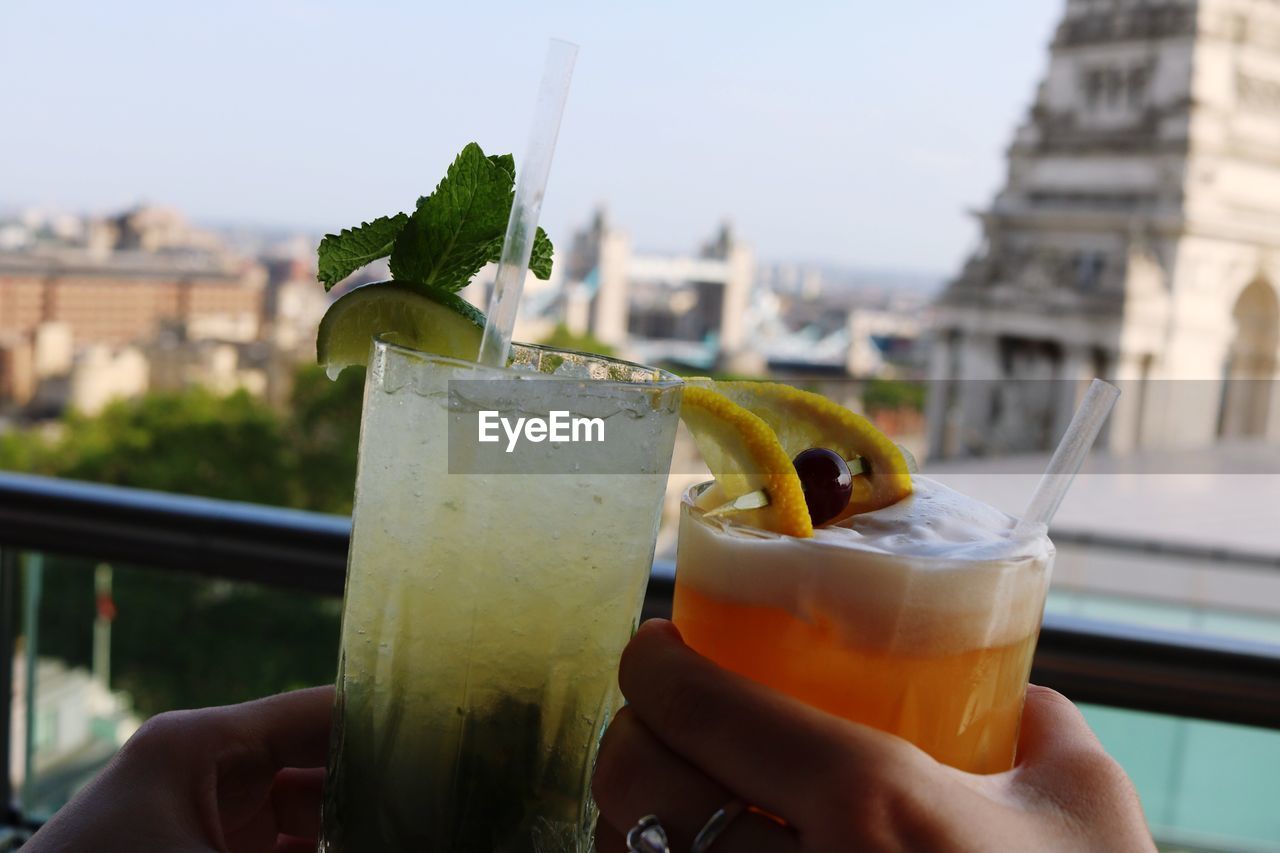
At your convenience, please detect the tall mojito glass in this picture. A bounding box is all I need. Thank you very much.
[320,339,682,852]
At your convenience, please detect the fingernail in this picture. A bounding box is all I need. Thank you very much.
[637,618,682,643]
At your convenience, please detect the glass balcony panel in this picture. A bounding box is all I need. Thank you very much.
[1084,704,1280,849]
[1047,588,1280,647]
[9,549,339,821]
[0,474,1276,848]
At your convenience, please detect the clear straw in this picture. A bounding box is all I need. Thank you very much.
[477,38,579,368]
[1012,378,1120,537]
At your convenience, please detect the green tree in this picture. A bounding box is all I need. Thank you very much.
[1,377,355,717]
[52,388,295,503]
[286,364,365,514]
[33,557,341,719]
[539,323,617,358]
[0,429,55,474]
[862,378,927,413]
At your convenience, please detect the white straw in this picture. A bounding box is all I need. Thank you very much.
[1013,379,1120,537]
[477,38,579,367]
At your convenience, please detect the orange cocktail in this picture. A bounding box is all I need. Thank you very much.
[673,477,1053,774]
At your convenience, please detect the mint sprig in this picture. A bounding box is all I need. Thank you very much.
[389,146,517,290]
[316,142,554,293]
[488,153,515,178]
[317,214,408,289]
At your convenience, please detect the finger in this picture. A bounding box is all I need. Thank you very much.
[1015,685,1103,769]
[1011,686,1154,848]
[618,620,931,826]
[1013,685,1139,801]
[593,707,798,853]
[271,767,324,839]
[226,686,334,770]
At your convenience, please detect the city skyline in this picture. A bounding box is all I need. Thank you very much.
[1,0,1062,275]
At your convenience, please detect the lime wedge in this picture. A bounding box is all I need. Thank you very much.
[317,281,486,376]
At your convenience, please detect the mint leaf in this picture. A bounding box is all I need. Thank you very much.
[488,153,515,179]
[317,213,409,290]
[487,156,551,278]
[390,144,514,292]
[470,227,553,282]
[320,143,555,297]
[530,227,553,280]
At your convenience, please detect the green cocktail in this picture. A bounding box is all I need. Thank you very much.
[319,339,682,852]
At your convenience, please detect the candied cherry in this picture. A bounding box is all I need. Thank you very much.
[792,447,854,527]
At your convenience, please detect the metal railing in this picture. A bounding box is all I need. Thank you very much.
[0,470,1278,819]
[0,471,349,596]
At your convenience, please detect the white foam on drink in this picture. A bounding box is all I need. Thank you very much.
[824,476,1048,559]
[677,477,1054,654]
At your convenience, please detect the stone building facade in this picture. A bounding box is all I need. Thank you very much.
[929,0,1280,458]
[0,252,263,346]
[0,250,265,408]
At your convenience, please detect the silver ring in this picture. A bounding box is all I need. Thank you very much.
[626,814,670,853]
[692,800,747,853]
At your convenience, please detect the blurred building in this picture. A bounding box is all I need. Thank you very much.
[261,257,329,355]
[146,336,268,399]
[65,346,150,416]
[0,336,35,405]
[557,209,758,372]
[256,256,332,405]
[930,0,1280,458]
[845,308,926,377]
[0,206,269,412]
[0,250,262,348]
[750,300,926,378]
[751,266,930,378]
[86,206,227,257]
[10,653,141,817]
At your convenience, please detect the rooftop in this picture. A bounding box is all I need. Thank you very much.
[0,249,248,283]
[928,441,1280,559]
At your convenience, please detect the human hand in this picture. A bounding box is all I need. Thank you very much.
[593,621,1154,853]
[24,686,332,853]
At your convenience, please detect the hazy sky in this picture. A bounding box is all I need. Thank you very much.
[1,1,1061,274]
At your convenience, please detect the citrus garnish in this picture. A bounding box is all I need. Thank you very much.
[680,386,814,538]
[317,281,485,376]
[686,379,916,532]
[682,379,913,530]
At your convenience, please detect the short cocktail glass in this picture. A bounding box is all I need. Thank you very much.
[319,339,682,852]
[673,478,1054,774]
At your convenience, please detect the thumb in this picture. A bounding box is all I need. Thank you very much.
[1011,688,1154,850]
[1013,686,1135,808]
[1015,685,1102,770]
